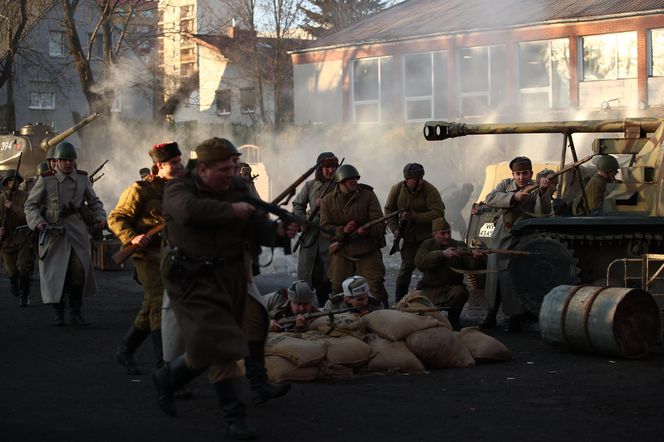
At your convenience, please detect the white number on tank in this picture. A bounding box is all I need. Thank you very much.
[478,222,495,238]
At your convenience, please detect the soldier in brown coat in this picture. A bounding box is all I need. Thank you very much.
[108,142,183,374]
[319,164,389,306]
[385,163,445,302]
[151,137,296,440]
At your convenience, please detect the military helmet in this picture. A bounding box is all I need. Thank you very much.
[2,169,23,186]
[596,155,620,172]
[37,162,50,175]
[334,164,360,183]
[53,141,78,160]
[403,163,425,179]
[287,280,316,304]
[46,146,56,161]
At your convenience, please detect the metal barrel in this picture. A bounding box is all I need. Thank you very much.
[39,112,101,151]
[423,118,663,141]
[539,285,661,359]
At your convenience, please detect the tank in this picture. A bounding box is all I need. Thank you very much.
[0,112,100,174]
[424,118,664,314]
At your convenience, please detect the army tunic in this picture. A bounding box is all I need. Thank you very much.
[484,178,551,316]
[0,188,34,277]
[319,183,388,303]
[24,170,106,304]
[107,177,167,330]
[584,174,609,213]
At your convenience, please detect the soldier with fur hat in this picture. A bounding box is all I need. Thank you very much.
[385,163,445,302]
[323,275,383,313]
[264,280,319,331]
[108,141,184,375]
[482,156,551,332]
[414,217,485,330]
[292,152,339,305]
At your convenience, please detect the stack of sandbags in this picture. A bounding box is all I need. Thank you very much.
[309,312,366,338]
[406,327,475,368]
[393,290,453,330]
[457,327,512,363]
[365,333,426,374]
[265,334,326,382]
[362,310,441,341]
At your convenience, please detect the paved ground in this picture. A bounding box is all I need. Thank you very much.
[1,265,663,442]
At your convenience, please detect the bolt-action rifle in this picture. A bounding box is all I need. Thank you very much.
[89,159,109,183]
[277,307,357,327]
[270,161,320,206]
[454,247,534,257]
[244,195,336,236]
[329,209,405,256]
[111,223,165,265]
[388,205,412,256]
[522,153,596,195]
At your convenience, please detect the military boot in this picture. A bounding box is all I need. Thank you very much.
[214,379,257,440]
[69,290,90,326]
[394,283,410,303]
[151,329,164,368]
[116,326,150,375]
[151,355,202,417]
[18,274,30,307]
[245,340,290,405]
[10,276,20,297]
[479,311,497,330]
[52,303,66,327]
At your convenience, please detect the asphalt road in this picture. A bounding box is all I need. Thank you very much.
[1,265,663,442]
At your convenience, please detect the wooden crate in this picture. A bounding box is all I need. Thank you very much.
[92,239,124,271]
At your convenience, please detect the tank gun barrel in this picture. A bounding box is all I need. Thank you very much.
[423,118,662,141]
[40,112,101,151]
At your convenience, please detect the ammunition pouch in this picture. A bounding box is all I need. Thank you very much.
[60,202,82,218]
[161,247,228,283]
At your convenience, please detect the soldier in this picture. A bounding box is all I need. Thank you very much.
[19,162,49,194]
[443,182,474,239]
[584,155,620,214]
[46,146,57,171]
[108,142,184,375]
[24,141,106,326]
[139,167,151,180]
[319,164,389,307]
[264,280,319,332]
[292,152,338,305]
[385,163,445,302]
[481,156,551,332]
[414,217,485,330]
[0,170,34,307]
[151,137,297,439]
[323,275,383,314]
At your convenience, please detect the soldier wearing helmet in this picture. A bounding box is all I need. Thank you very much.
[384,163,445,302]
[19,162,50,193]
[108,141,184,375]
[322,275,382,314]
[292,151,339,305]
[24,141,106,326]
[584,155,620,214]
[46,146,57,171]
[319,164,389,307]
[264,280,319,331]
[0,169,35,307]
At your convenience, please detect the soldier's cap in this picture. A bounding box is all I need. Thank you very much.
[139,167,151,178]
[536,168,557,182]
[403,163,425,179]
[287,280,316,304]
[317,152,339,168]
[342,275,371,298]
[193,137,240,162]
[509,156,532,172]
[150,142,181,164]
[432,217,450,232]
[2,169,23,185]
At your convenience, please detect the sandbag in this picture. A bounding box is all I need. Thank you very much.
[363,310,440,341]
[309,312,366,338]
[266,355,319,383]
[394,290,453,330]
[406,327,475,369]
[323,335,372,367]
[365,333,426,374]
[319,363,354,379]
[458,327,512,363]
[265,333,326,367]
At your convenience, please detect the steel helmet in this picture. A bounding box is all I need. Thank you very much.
[53,141,78,160]
[2,169,23,186]
[596,155,619,172]
[46,146,56,161]
[334,164,360,183]
[37,162,50,175]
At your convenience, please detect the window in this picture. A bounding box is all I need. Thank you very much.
[180,5,194,19]
[352,56,394,123]
[180,47,195,63]
[216,89,231,115]
[459,45,505,116]
[403,51,448,121]
[88,33,103,59]
[49,31,66,57]
[582,32,637,81]
[518,39,570,109]
[180,4,194,32]
[239,145,259,163]
[650,29,664,76]
[29,86,55,110]
[180,18,194,33]
[241,88,255,113]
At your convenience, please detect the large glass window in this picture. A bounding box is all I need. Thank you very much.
[518,39,570,109]
[403,51,448,121]
[352,57,394,123]
[48,31,66,57]
[458,45,505,116]
[29,83,55,110]
[650,29,664,76]
[582,32,637,81]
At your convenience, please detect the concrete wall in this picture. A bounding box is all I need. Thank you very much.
[293,60,344,125]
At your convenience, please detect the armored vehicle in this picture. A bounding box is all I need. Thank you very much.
[0,113,100,174]
[424,118,664,314]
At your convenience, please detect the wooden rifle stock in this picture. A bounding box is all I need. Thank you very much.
[111,224,165,265]
[524,154,596,194]
[329,209,405,256]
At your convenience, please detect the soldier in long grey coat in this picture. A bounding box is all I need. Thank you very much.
[482,156,551,332]
[24,141,106,326]
[292,152,338,305]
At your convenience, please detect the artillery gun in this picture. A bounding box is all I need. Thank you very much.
[0,113,100,174]
[424,118,664,314]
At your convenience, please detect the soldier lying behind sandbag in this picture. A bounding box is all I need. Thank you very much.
[323,275,383,314]
[265,281,319,332]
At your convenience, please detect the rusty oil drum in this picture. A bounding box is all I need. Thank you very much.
[539,285,661,359]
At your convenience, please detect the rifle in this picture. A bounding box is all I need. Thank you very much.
[454,247,534,257]
[244,195,336,236]
[0,152,23,229]
[270,161,320,206]
[292,157,345,253]
[396,306,450,313]
[523,154,596,194]
[388,205,412,255]
[277,307,357,327]
[111,224,165,265]
[329,209,405,256]
[89,159,109,183]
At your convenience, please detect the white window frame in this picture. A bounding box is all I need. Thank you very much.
[28,91,56,110]
[351,57,385,123]
[240,87,256,114]
[402,52,434,122]
[581,32,637,81]
[458,45,503,116]
[49,31,66,57]
[649,28,664,77]
[518,40,554,107]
